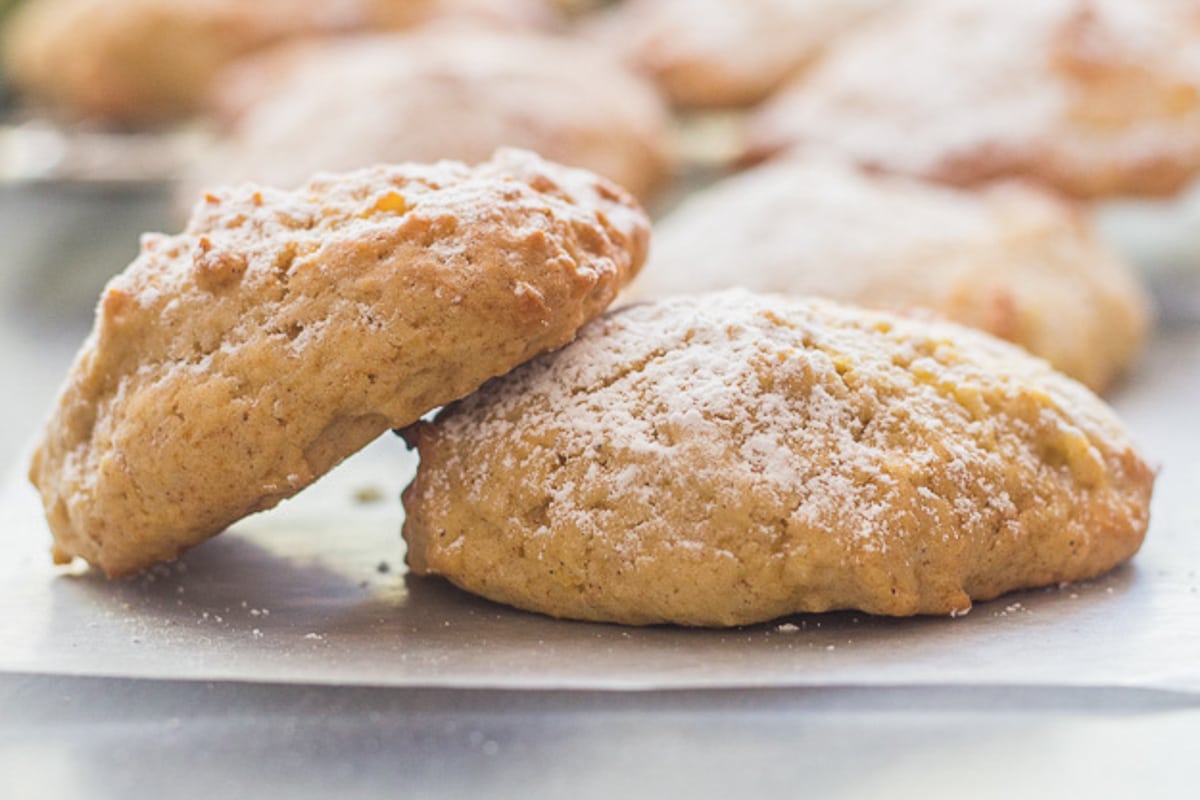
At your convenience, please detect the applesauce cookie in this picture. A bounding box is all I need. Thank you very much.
[584,0,890,109]
[633,157,1151,392]
[744,0,1200,199]
[403,291,1154,627]
[183,29,672,203]
[30,149,649,577]
[2,0,559,124]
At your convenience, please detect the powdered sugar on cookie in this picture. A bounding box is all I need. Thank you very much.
[404,291,1153,625]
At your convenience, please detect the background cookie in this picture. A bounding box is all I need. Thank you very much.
[403,291,1154,627]
[182,29,672,203]
[744,0,1200,199]
[2,0,560,124]
[583,0,890,109]
[30,149,649,577]
[634,157,1151,392]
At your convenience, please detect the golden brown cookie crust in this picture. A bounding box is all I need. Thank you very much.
[403,291,1154,627]
[188,30,672,203]
[634,157,1152,392]
[30,149,649,577]
[744,0,1200,199]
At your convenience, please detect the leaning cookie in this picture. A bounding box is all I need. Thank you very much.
[184,29,672,204]
[403,291,1154,627]
[633,157,1151,392]
[582,0,889,109]
[2,0,559,125]
[30,149,649,577]
[745,0,1200,199]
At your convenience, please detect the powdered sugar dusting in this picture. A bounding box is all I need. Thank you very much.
[405,290,1154,623]
[423,291,1141,559]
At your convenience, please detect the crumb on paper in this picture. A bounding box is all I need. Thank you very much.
[949,606,971,618]
[354,485,385,504]
[775,622,800,633]
[304,632,324,641]
[376,560,391,574]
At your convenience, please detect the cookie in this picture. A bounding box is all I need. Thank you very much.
[182,29,672,203]
[584,0,889,109]
[2,0,559,125]
[403,291,1154,627]
[30,149,649,577]
[744,0,1200,199]
[634,157,1151,392]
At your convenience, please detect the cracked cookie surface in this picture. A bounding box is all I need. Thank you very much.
[403,291,1153,626]
[30,149,649,576]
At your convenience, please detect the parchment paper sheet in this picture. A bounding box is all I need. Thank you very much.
[1,328,1197,692]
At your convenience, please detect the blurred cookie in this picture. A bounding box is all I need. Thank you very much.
[584,0,889,109]
[182,29,672,203]
[745,0,1200,198]
[2,0,559,125]
[30,150,649,577]
[403,291,1154,626]
[635,157,1151,391]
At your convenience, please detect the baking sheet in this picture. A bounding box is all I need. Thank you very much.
[1,326,1197,693]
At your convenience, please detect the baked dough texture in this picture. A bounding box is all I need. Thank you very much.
[583,0,888,109]
[2,0,559,124]
[403,291,1154,626]
[634,157,1151,392]
[30,149,649,577]
[183,30,672,202]
[745,0,1200,199]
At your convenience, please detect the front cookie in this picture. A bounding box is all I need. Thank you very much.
[403,291,1154,626]
[31,149,649,576]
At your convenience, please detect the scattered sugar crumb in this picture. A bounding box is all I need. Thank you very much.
[776,622,800,633]
[354,485,385,504]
